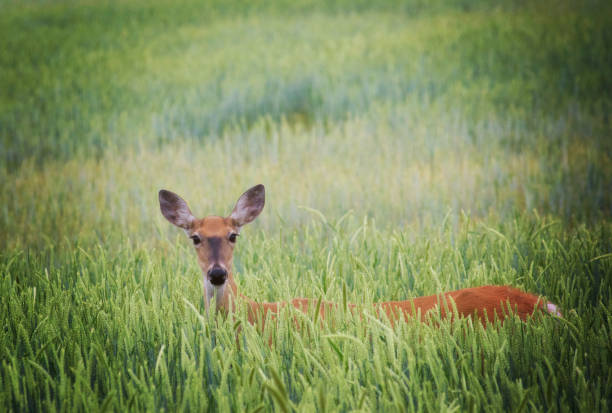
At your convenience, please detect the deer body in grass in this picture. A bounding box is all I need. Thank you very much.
[159,185,561,327]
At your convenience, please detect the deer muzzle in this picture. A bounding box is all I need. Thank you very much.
[208,266,228,286]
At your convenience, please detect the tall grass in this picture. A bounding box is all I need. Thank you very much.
[1,217,611,411]
[1,0,611,411]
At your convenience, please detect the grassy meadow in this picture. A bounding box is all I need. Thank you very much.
[1,0,612,411]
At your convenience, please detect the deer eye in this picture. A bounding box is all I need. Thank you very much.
[190,235,201,245]
[228,233,238,243]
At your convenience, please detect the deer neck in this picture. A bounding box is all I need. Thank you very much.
[203,271,238,312]
[203,271,258,314]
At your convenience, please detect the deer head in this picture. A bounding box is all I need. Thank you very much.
[159,184,265,311]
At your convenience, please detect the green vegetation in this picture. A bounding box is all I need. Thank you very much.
[1,0,611,411]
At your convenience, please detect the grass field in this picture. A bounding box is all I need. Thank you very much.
[1,0,612,411]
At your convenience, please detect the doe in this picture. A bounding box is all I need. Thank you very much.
[158,185,561,327]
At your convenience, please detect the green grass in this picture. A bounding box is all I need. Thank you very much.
[1,0,611,411]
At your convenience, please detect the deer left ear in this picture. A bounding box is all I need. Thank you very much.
[229,184,265,227]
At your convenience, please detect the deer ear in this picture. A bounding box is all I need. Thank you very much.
[229,184,265,227]
[159,190,195,229]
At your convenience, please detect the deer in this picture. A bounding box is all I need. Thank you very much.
[158,184,562,329]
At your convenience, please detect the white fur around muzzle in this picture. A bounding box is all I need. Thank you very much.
[204,276,226,308]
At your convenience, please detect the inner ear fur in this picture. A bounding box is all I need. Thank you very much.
[229,184,265,227]
[159,189,195,229]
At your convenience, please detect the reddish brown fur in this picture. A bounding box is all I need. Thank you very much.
[377,285,545,324]
[236,285,547,330]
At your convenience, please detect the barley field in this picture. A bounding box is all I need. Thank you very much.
[1,0,611,411]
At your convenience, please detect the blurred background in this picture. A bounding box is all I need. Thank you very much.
[1,0,610,250]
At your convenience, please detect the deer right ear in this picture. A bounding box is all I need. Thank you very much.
[159,190,195,230]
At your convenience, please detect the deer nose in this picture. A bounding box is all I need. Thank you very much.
[208,267,227,286]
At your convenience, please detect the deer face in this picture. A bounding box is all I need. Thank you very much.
[188,215,239,286]
[158,185,265,304]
